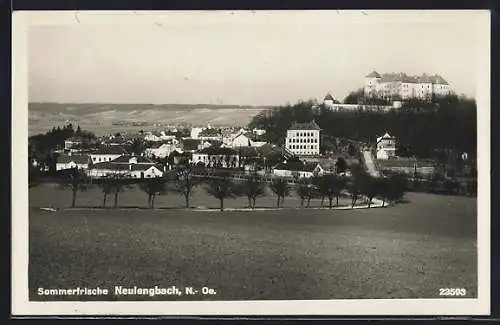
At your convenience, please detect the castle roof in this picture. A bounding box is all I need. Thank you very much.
[289,121,321,131]
[374,72,449,85]
[89,162,162,172]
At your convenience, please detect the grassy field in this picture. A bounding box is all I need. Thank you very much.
[29,183,355,210]
[29,188,477,301]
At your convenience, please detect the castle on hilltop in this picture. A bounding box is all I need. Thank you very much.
[364,71,453,100]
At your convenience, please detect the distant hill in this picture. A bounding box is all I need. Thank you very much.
[28,103,271,136]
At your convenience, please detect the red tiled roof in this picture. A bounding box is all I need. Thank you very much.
[198,128,222,137]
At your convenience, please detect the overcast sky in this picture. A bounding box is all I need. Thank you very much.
[28,11,486,106]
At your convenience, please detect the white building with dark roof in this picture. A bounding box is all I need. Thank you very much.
[56,153,91,171]
[364,71,453,100]
[285,121,321,156]
[191,146,240,168]
[86,155,163,178]
[145,141,181,159]
[376,132,397,160]
[90,146,129,164]
[273,161,324,178]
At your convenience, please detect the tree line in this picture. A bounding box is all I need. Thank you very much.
[40,163,407,211]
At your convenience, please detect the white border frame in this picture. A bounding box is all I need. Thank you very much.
[12,10,491,316]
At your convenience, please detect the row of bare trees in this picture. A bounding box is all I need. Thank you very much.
[53,164,407,211]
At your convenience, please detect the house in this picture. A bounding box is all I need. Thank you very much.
[228,132,253,148]
[190,127,204,139]
[227,131,267,148]
[101,134,131,146]
[145,142,182,159]
[273,161,324,178]
[191,146,240,168]
[252,128,266,136]
[158,131,177,141]
[376,132,397,160]
[236,146,260,170]
[87,162,164,179]
[64,137,84,150]
[323,93,338,108]
[284,121,321,156]
[198,128,223,141]
[143,131,177,142]
[86,155,163,178]
[90,146,129,164]
[56,153,91,171]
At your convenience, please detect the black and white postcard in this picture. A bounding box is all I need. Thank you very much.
[12,10,491,316]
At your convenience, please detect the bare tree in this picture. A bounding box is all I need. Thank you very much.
[348,180,363,209]
[379,174,408,207]
[313,174,345,209]
[140,176,168,208]
[240,172,266,209]
[175,164,202,208]
[98,178,114,208]
[204,172,239,211]
[29,163,42,188]
[296,178,315,208]
[361,175,378,208]
[98,173,131,208]
[270,177,290,208]
[58,167,89,208]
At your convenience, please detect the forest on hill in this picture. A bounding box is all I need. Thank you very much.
[248,94,477,159]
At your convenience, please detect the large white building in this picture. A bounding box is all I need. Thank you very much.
[285,121,321,156]
[364,71,453,100]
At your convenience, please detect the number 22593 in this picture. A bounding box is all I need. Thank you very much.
[439,288,466,296]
